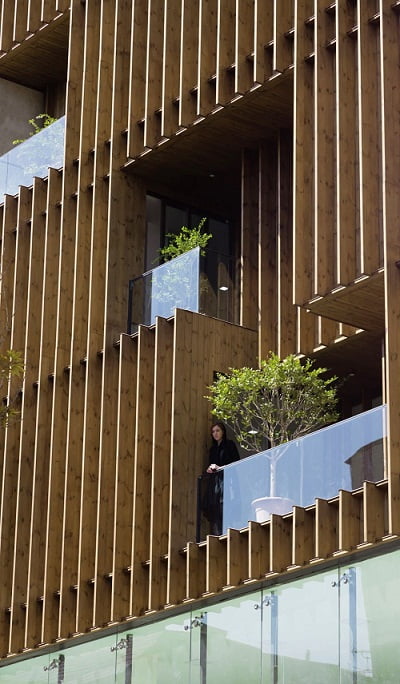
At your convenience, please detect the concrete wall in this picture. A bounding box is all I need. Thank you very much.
[0,78,44,156]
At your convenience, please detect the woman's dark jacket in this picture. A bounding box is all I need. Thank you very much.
[208,438,240,468]
[201,439,240,526]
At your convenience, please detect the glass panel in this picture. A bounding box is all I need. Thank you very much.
[128,246,236,332]
[218,405,386,534]
[0,652,52,683]
[0,117,65,199]
[270,571,339,683]
[61,632,118,682]
[339,550,400,683]
[129,612,191,682]
[202,591,263,683]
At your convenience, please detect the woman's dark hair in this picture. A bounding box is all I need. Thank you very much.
[210,421,227,442]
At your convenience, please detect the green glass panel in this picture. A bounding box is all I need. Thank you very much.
[60,633,117,682]
[202,591,263,684]
[340,550,400,683]
[0,652,51,683]
[129,612,191,683]
[270,571,340,683]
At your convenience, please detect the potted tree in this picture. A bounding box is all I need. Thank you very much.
[206,353,338,521]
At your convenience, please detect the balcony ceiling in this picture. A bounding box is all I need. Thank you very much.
[307,270,385,334]
[0,12,69,90]
[124,70,293,191]
[310,329,383,399]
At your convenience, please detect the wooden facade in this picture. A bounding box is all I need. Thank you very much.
[0,0,398,659]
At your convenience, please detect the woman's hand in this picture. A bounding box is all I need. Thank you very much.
[207,463,220,473]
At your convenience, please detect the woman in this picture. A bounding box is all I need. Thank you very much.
[203,421,240,535]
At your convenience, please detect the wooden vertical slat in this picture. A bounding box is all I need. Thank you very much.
[0,196,18,653]
[129,326,155,617]
[23,178,50,650]
[148,318,173,612]
[179,0,199,127]
[338,490,361,552]
[273,0,294,72]
[336,0,357,285]
[234,0,253,96]
[90,0,118,630]
[314,0,335,296]
[318,316,339,349]
[128,0,148,157]
[8,187,33,655]
[357,1,382,274]
[107,0,145,623]
[248,520,269,579]
[259,142,278,358]
[57,0,99,634]
[215,0,235,105]
[13,0,28,44]
[253,0,274,84]
[314,498,337,559]
[269,514,292,573]
[55,0,90,640]
[197,0,217,117]
[297,307,317,356]
[166,309,195,605]
[278,130,295,358]
[293,0,314,305]
[41,0,56,23]
[0,0,14,51]
[161,0,180,138]
[56,0,71,12]
[226,528,247,587]
[240,148,258,330]
[205,535,226,594]
[27,0,41,32]
[362,481,386,544]
[37,169,64,647]
[380,0,400,535]
[185,541,206,600]
[144,0,164,149]
[111,335,137,622]
[291,506,314,566]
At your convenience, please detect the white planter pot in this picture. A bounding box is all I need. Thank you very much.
[251,496,293,523]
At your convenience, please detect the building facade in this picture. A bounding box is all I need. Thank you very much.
[0,0,399,680]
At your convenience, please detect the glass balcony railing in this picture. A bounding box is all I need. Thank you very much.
[127,246,235,332]
[198,405,386,539]
[0,115,65,199]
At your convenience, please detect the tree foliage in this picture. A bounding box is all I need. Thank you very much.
[207,353,338,453]
[158,217,212,262]
[12,113,58,145]
[0,349,24,427]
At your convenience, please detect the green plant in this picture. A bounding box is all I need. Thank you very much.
[207,353,338,497]
[12,113,58,145]
[0,349,24,427]
[158,217,212,262]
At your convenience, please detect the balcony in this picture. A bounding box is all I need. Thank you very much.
[198,405,386,539]
[127,246,235,332]
[0,116,65,199]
